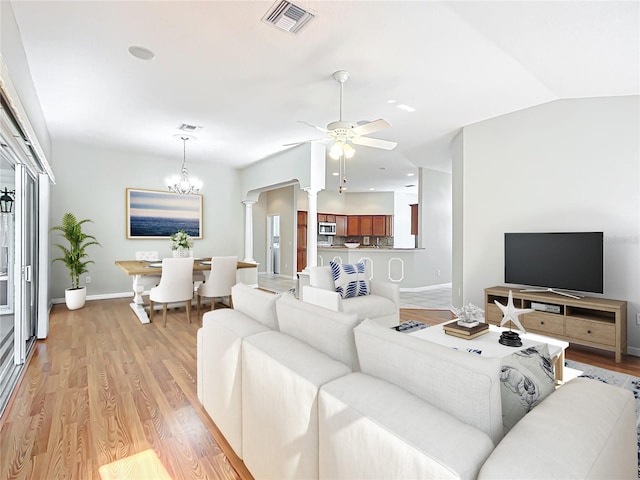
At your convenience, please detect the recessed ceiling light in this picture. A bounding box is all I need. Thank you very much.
[387,100,396,104]
[369,188,375,191]
[407,173,415,177]
[128,45,156,61]
[332,172,339,176]
[397,104,416,113]
[405,184,416,188]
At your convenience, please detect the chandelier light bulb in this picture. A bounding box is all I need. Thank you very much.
[166,135,201,195]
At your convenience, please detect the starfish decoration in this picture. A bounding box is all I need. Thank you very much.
[494,290,533,334]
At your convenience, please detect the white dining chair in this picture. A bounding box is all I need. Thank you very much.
[135,251,159,261]
[196,256,238,316]
[149,257,195,327]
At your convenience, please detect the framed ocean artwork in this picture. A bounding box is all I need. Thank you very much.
[126,188,203,239]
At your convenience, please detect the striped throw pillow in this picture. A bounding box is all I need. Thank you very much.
[330,262,370,298]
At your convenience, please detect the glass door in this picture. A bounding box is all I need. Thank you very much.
[14,164,37,364]
[0,151,38,416]
[0,154,15,396]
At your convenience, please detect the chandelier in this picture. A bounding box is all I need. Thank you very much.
[166,135,202,195]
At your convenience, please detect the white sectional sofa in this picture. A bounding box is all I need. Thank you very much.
[197,283,637,480]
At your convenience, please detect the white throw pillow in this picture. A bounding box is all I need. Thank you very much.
[500,343,555,434]
[330,262,369,298]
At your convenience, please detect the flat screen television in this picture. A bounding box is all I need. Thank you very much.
[504,232,604,296]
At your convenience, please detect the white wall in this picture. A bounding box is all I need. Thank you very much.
[345,192,394,214]
[394,191,418,248]
[455,96,640,352]
[49,140,244,299]
[419,168,452,284]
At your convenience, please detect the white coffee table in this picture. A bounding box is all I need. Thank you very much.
[410,321,570,384]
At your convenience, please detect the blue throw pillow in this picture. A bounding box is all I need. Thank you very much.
[329,262,370,299]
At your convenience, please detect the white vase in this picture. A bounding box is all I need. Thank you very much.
[173,247,189,258]
[65,286,86,310]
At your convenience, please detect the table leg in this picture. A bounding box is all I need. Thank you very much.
[130,274,150,324]
[554,349,565,385]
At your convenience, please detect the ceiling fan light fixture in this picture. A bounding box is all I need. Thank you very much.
[329,142,343,160]
[343,143,355,159]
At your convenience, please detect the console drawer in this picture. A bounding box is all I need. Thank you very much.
[523,312,564,336]
[565,317,615,346]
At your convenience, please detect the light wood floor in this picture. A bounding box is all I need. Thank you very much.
[1,299,638,480]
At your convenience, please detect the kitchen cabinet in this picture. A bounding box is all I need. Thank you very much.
[297,211,307,271]
[372,216,386,236]
[360,216,373,236]
[347,216,360,236]
[336,215,347,236]
[326,214,336,222]
[385,215,394,236]
[410,204,418,235]
[318,213,327,223]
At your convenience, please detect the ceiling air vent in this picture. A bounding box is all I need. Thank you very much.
[178,123,202,132]
[262,0,315,34]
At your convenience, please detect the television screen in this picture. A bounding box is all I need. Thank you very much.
[504,232,604,294]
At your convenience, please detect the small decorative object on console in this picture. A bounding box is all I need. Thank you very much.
[453,303,485,328]
[494,290,534,347]
[443,321,489,340]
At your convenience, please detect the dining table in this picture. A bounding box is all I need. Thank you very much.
[115,258,258,324]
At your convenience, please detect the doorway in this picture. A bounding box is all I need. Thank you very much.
[267,214,280,275]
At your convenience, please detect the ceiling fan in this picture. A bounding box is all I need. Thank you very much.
[286,70,398,159]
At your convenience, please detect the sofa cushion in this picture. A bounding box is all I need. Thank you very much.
[319,373,495,480]
[197,308,271,458]
[276,294,360,371]
[354,319,504,446]
[478,378,637,479]
[242,330,352,480]
[500,343,555,434]
[231,282,280,330]
[330,261,370,298]
[309,265,335,291]
[341,294,396,321]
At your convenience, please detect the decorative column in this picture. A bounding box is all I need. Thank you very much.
[305,188,319,269]
[243,200,256,263]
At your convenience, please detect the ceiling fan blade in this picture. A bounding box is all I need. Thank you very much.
[351,118,391,136]
[298,121,329,133]
[351,136,398,150]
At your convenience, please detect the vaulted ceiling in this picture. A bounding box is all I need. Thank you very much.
[9,1,639,192]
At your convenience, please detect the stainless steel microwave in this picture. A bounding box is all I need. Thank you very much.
[318,222,337,235]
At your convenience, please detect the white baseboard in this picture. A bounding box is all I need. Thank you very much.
[626,345,640,357]
[52,292,133,304]
[399,282,452,293]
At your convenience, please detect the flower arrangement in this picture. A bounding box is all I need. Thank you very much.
[453,303,484,327]
[170,229,194,251]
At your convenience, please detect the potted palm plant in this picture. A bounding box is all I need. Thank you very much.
[52,212,100,310]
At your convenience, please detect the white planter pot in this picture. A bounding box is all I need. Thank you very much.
[65,287,86,310]
[173,247,190,258]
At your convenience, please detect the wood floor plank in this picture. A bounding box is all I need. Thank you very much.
[1,299,638,480]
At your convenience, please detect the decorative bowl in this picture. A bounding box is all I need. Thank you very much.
[344,242,360,249]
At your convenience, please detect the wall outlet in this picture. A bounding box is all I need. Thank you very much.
[85,276,91,284]
[636,312,640,325]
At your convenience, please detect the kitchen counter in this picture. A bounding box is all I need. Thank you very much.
[314,247,429,288]
[318,246,424,251]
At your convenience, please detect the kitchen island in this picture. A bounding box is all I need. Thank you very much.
[313,246,431,290]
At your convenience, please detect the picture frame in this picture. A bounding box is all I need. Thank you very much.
[126,188,203,239]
